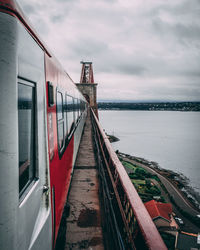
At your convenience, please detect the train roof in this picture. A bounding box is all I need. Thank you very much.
[0,0,78,89]
[0,0,51,56]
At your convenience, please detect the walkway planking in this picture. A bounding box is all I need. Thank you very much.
[65,112,104,250]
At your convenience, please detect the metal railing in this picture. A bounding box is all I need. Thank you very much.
[91,109,167,250]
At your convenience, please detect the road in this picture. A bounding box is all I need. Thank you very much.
[121,156,200,233]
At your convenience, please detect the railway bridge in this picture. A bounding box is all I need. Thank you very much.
[55,63,167,250]
[57,109,167,250]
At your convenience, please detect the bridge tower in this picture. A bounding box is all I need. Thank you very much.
[76,61,98,118]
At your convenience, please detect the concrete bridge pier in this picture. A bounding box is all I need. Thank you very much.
[76,61,98,118]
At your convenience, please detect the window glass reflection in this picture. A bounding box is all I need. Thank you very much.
[18,82,35,194]
[57,91,63,120]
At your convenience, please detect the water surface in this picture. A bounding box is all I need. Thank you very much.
[99,110,200,195]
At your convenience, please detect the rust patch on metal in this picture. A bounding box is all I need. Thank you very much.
[77,208,100,227]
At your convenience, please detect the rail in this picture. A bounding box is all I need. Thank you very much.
[90,109,167,250]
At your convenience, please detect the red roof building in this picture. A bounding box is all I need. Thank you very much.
[145,200,172,223]
[145,200,179,238]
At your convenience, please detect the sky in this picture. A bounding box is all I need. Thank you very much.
[17,0,200,102]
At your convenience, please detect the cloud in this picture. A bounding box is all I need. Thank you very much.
[152,18,200,43]
[17,0,200,101]
[21,3,36,15]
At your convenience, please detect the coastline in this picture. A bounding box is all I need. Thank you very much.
[116,150,200,213]
[106,133,120,143]
[106,131,200,213]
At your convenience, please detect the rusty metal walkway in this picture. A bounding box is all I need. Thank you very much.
[65,112,104,250]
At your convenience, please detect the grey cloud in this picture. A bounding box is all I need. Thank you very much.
[114,63,146,75]
[97,61,147,76]
[145,0,200,45]
[153,18,200,42]
[147,0,200,19]
[141,84,200,101]
[56,0,75,2]
[64,39,147,76]
[51,15,65,23]
[34,18,50,36]
[173,23,200,41]
[69,39,108,58]
[21,4,36,15]
[179,70,200,78]
[17,0,36,16]
[168,0,200,15]
[17,0,200,101]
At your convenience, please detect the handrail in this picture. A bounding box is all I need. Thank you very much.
[90,109,167,250]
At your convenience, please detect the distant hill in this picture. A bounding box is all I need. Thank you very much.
[97,102,200,111]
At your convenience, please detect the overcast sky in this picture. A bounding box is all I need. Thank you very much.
[17,0,200,102]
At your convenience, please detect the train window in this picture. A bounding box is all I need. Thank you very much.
[79,100,81,115]
[78,99,80,117]
[58,123,64,149]
[64,95,68,138]
[57,91,64,150]
[66,95,74,136]
[73,98,77,123]
[18,82,36,194]
[75,99,79,122]
[48,81,54,106]
[77,100,79,118]
[57,91,63,120]
[80,100,83,114]
[48,113,54,160]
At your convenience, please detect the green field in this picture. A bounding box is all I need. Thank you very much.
[121,159,163,202]
[121,160,136,171]
[131,179,146,185]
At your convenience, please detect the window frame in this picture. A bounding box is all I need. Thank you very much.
[18,78,38,198]
[56,90,87,158]
[56,89,65,154]
[65,94,75,140]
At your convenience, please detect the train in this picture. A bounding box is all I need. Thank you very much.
[0,0,88,249]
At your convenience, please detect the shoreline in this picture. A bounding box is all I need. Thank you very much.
[105,131,200,212]
[106,133,120,143]
[116,150,200,212]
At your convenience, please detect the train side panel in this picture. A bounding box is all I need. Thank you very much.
[45,55,74,244]
[0,12,19,250]
[45,55,87,244]
[0,12,52,250]
[17,18,52,250]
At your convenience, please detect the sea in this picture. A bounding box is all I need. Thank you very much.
[99,110,200,199]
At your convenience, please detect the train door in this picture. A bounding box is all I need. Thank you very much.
[17,20,52,249]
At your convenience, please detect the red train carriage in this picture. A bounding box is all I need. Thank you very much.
[0,1,87,249]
